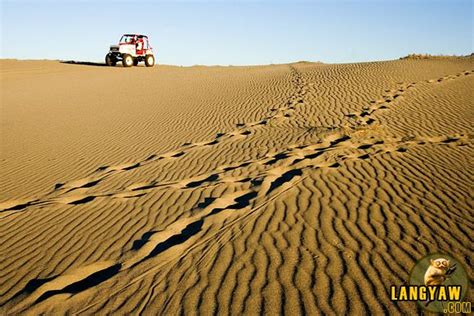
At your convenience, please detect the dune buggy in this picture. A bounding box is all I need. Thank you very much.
[106,34,155,67]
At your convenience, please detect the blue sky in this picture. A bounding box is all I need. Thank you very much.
[1,0,472,65]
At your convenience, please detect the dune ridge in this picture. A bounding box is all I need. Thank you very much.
[1,58,473,314]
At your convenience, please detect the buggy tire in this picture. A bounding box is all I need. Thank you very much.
[123,54,133,67]
[133,58,139,66]
[105,54,116,66]
[145,55,155,67]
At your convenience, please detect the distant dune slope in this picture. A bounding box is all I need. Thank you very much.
[0,58,472,314]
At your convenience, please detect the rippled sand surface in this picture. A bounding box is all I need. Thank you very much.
[1,58,472,314]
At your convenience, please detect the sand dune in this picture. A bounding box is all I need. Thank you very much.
[0,57,472,314]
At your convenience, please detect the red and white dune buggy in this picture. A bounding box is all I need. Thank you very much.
[106,34,155,67]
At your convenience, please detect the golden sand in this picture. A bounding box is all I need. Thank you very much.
[0,58,472,314]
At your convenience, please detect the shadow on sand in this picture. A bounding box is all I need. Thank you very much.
[60,60,107,67]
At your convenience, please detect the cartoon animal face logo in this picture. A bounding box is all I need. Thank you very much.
[409,254,466,313]
[430,258,450,270]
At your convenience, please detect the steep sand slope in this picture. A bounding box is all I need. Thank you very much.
[0,58,472,314]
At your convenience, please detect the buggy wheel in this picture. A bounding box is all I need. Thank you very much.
[133,58,139,66]
[122,54,133,67]
[105,54,116,66]
[145,55,155,67]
